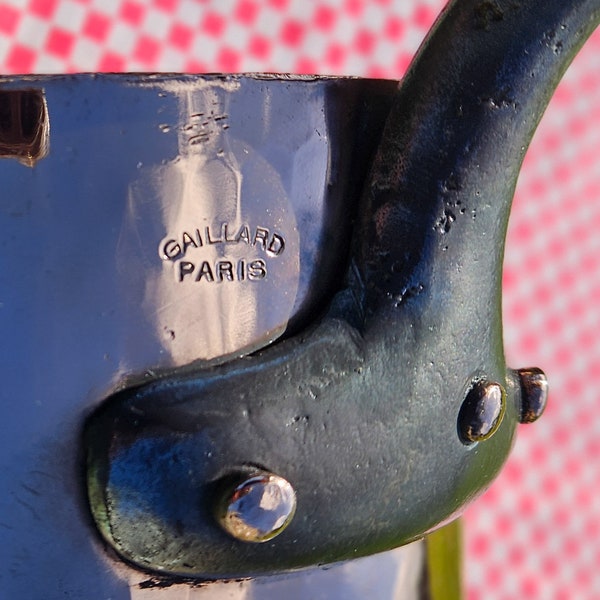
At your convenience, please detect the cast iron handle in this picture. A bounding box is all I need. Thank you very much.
[85,0,595,579]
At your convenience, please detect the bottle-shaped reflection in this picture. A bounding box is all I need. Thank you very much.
[118,80,299,366]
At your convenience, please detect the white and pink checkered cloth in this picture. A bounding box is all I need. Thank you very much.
[2,1,600,598]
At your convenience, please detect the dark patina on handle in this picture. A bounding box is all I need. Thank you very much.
[85,0,595,579]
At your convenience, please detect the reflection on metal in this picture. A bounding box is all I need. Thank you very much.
[128,540,429,600]
[3,0,599,595]
[123,79,299,363]
[0,89,49,166]
[0,72,395,598]
[516,367,549,424]
[112,75,394,366]
[457,381,506,445]
[215,469,297,543]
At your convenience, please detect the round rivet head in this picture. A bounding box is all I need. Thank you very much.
[458,380,506,444]
[517,367,548,424]
[215,470,296,543]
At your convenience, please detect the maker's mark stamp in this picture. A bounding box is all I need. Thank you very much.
[159,222,286,284]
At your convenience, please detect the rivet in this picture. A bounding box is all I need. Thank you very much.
[517,367,548,424]
[215,470,296,543]
[458,380,506,444]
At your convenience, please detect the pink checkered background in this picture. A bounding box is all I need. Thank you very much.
[2,1,599,598]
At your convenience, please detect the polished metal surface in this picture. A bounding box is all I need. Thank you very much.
[215,469,297,543]
[129,541,428,600]
[0,73,396,598]
[457,381,506,444]
[516,367,549,424]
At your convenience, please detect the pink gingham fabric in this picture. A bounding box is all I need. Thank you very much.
[2,1,600,598]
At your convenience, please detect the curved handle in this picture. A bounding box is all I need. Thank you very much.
[85,0,596,579]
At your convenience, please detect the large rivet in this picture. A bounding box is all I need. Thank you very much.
[458,380,506,444]
[517,367,548,424]
[215,470,296,543]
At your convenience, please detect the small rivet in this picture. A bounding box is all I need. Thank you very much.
[517,367,548,424]
[215,470,296,543]
[458,380,506,444]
